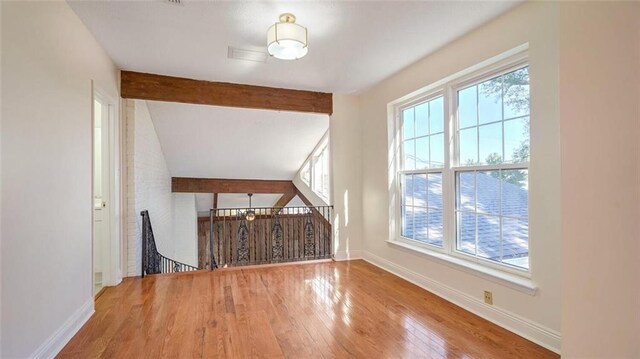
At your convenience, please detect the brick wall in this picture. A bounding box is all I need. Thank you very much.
[126,100,174,276]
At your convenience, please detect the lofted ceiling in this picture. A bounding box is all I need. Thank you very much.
[71,1,521,202]
[147,100,329,180]
[68,1,521,93]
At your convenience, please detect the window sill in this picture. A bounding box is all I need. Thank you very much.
[385,240,538,295]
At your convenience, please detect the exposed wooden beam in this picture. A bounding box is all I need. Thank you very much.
[172,177,295,194]
[271,191,297,215]
[293,185,332,230]
[121,71,333,115]
[273,192,297,208]
[294,187,315,208]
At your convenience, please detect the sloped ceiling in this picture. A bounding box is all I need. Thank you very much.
[147,101,328,180]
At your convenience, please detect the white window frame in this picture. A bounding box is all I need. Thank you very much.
[390,46,532,281]
[312,141,330,201]
[300,132,330,202]
[300,161,311,186]
[397,90,447,249]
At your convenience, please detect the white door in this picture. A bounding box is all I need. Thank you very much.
[93,97,111,295]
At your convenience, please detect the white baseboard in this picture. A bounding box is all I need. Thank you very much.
[362,251,561,354]
[29,299,95,359]
[333,249,363,261]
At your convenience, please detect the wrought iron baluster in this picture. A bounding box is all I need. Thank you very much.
[292,208,296,260]
[209,209,217,270]
[217,216,221,267]
[320,207,325,258]
[237,213,249,264]
[304,210,315,258]
[325,207,330,258]
[141,212,147,277]
[143,206,333,273]
[272,212,284,261]
[314,208,319,258]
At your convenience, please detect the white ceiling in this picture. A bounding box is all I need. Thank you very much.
[147,101,328,180]
[68,1,520,93]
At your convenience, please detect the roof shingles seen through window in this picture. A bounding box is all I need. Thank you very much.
[404,173,528,263]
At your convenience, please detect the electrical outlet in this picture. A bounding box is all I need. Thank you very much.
[484,291,493,305]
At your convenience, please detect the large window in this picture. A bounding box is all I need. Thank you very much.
[397,55,530,272]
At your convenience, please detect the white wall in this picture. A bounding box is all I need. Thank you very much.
[172,193,198,267]
[330,95,364,261]
[126,99,175,276]
[559,2,640,357]
[290,112,365,262]
[0,2,119,357]
[356,2,561,352]
[0,3,3,354]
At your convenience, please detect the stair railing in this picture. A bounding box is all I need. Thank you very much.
[140,210,198,277]
[209,205,333,267]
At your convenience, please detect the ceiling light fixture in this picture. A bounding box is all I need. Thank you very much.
[267,13,308,60]
[245,193,256,221]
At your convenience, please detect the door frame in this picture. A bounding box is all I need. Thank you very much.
[91,81,122,298]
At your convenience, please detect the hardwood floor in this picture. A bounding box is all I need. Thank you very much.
[58,260,558,358]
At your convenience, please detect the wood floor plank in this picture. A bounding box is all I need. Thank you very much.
[58,260,558,359]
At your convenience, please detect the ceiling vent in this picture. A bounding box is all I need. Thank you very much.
[164,0,183,6]
[227,46,268,63]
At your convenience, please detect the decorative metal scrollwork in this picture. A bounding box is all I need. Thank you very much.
[271,214,284,260]
[142,211,162,275]
[304,213,315,257]
[141,210,200,275]
[237,214,250,263]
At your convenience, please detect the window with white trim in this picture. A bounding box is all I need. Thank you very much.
[400,96,445,247]
[312,142,330,200]
[300,135,330,201]
[301,162,311,186]
[396,54,530,272]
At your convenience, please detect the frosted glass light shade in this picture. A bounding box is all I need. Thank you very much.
[267,20,308,60]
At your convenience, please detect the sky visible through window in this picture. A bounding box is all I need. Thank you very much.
[402,96,444,170]
[458,67,529,167]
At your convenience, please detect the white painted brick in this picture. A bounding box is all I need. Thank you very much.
[125,100,174,276]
